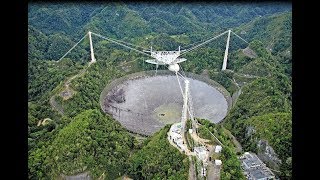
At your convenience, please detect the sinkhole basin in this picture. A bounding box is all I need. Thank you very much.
[100,70,232,136]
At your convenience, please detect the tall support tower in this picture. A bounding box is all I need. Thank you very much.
[181,79,190,143]
[222,29,231,70]
[187,88,196,133]
[88,31,96,63]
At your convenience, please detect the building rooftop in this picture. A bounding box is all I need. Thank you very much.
[194,146,209,161]
[215,145,222,153]
[215,159,222,166]
[194,146,207,153]
[248,167,275,180]
[239,152,275,180]
[168,122,188,152]
[170,122,182,133]
[241,152,263,169]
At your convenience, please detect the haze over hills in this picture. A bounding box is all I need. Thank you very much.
[28,2,292,179]
[28,2,291,60]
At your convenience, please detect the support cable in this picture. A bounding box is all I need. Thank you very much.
[104,36,149,51]
[180,30,228,55]
[91,32,153,57]
[57,33,88,62]
[175,71,185,99]
[176,71,195,125]
[231,31,249,44]
[178,63,187,79]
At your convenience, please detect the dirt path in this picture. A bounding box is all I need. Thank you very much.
[188,156,196,180]
[206,162,220,180]
[190,132,211,144]
[233,71,260,79]
[49,65,89,115]
[226,69,260,79]
[222,126,243,153]
[65,67,88,87]
[49,95,64,115]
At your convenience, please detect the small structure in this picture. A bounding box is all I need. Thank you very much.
[194,146,209,161]
[168,122,188,152]
[239,152,275,180]
[200,167,207,177]
[215,159,222,166]
[189,129,193,134]
[215,145,222,153]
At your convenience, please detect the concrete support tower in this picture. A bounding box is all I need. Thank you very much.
[222,30,231,70]
[181,79,190,143]
[88,31,96,63]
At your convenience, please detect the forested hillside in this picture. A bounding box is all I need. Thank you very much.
[223,16,292,178]
[29,109,135,179]
[28,2,291,179]
[235,12,292,56]
[127,125,189,179]
[28,2,291,60]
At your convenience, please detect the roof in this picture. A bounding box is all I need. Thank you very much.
[240,152,275,180]
[215,159,222,165]
[194,146,207,153]
[215,145,222,152]
[170,132,181,139]
[249,168,274,180]
[170,123,182,132]
[194,146,208,161]
[242,153,263,169]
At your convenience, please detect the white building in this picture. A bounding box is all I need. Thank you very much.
[215,159,222,166]
[169,131,181,141]
[170,122,182,134]
[168,122,187,152]
[239,152,275,180]
[194,146,208,161]
[215,145,222,153]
